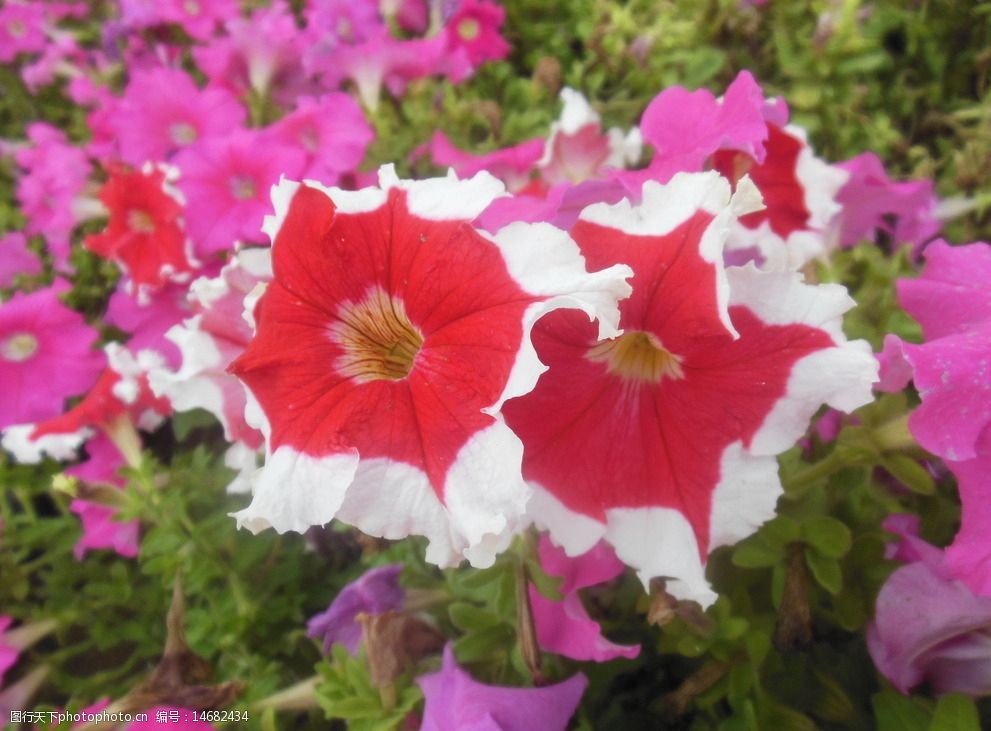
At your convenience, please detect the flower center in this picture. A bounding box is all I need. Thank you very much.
[183,0,201,16]
[128,209,156,233]
[229,175,257,201]
[1,332,40,363]
[8,20,26,38]
[458,18,481,41]
[332,287,423,383]
[169,121,198,146]
[587,330,684,383]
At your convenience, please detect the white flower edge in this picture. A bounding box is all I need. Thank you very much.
[527,442,783,608]
[482,221,633,413]
[579,171,764,339]
[726,264,878,455]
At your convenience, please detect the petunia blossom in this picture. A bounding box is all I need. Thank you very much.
[105,280,193,369]
[418,645,587,731]
[107,67,246,166]
[0,232,42,288]
[84,165,195,291]
[834,152,940,250]
[530,536,640,662]
[0,1,48,62]
[442,0,510,69]
[264,94,373,186]
[892,240,991,596]
[0,281,104,429]
[307,564,405,655]
[228,166,632,568]
[175,130,305,258]
[418,131,544,194]
[502,172,877,604]
[868,515,991,696]
[69,499,140,560]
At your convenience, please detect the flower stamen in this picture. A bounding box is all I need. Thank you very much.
[332,287,423,382]
[2,333,40,363]
[587,330,684,383]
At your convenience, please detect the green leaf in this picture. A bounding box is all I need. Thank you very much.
[453,624,515,663]
[802,516,852,558]
[733,536,782,569]
[929,693,979,731]
[804,548,843,595]
[872,691,931,731]
[448,602,503,632]
[879,454,936,495]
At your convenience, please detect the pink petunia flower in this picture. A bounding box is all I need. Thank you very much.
[442,0,510,68]
[834,152,940,250]
[264,94,373,186]
[175,130,305,258]
[227,166,631,567]
[0,232,42,288]
[891,240,991,596]
[418,645,587,731]
[192,1,310,104]
[69,499,140,560]
[303,0,384,49]
[85,165,195,291]
[307,564,406,655]
[0,281,104,429]
[502,173,877,604]
[0,617,17,687]
[13,123,94,266]
[107,67,246,166]
[417,131,544,194]
[157,0,241,41]
[868,515,991,696]
[530,537,640,662]
[0,1,48,62]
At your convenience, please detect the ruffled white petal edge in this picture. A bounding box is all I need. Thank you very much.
[578,171,764,338]
[2,424,91,463]
[235,420,531,569]
[726,264,878,455]
[482,221,633,413]
[263,166,507,246]
[725,221,828,272]
[149,317,227,424]
[528,442,781,608]
[787,125,848,232]
[536,88,602,169]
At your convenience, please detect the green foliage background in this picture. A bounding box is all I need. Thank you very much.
[2,1,990,729]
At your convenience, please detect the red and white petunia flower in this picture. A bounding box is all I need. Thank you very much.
[150,248,270,493]
[85,164,196,292]
[502,172,877,604]
[712,124,847,269]
[227,166,632,568]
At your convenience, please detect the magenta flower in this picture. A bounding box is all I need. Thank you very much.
[443,0,510,68]
[307,564,405,655]
[0,1,48,62]
[419,131,544,194]
[635,70,770,184]
[868,516,991,696]
[0,232,42,288]
[0,617,17,687]
[891,240,991,595]
[193,1,310,103]
[175,130,305,258]
[418,645,587,731]
[303,0,384,48]
[264,94,373,185]
[157,0,241,41]
[14,123,93,265]
[0,281,104,429]
[530,537,640,662]
[834,152,940,249]
[502,173,876,603]
[227,167,630,567]
[108,67,246,166]
[69,499,140,560]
